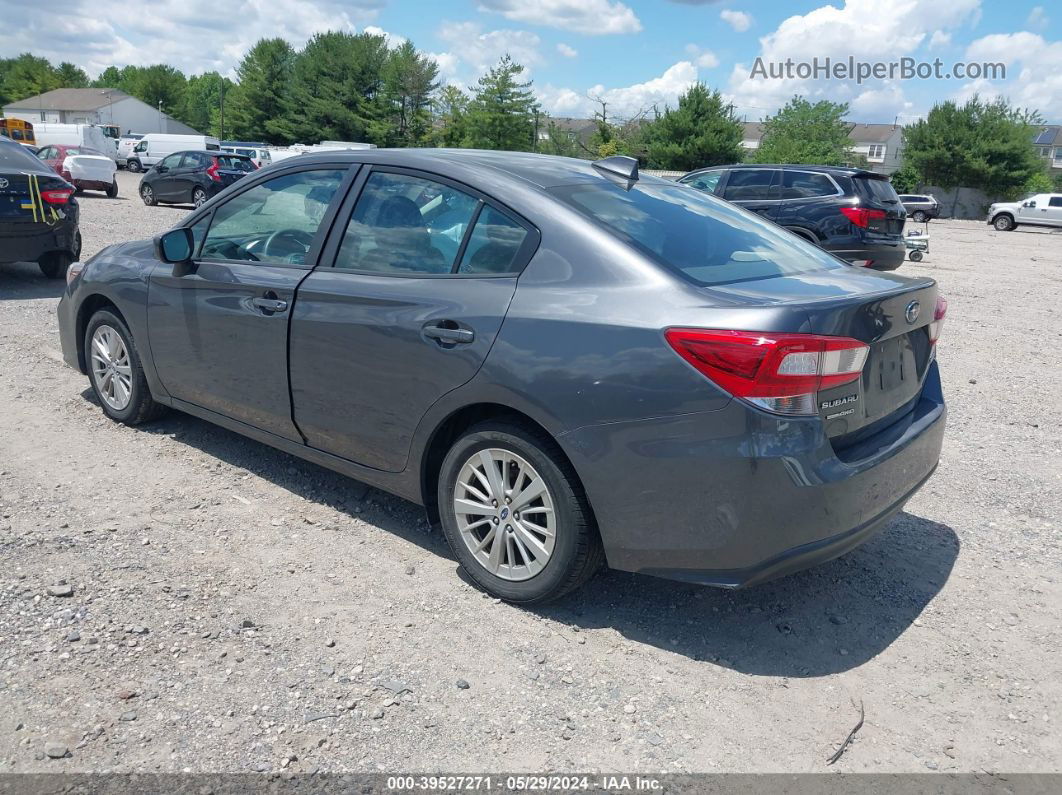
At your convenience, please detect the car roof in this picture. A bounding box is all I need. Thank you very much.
[287,148,675,190]
[173,150,251,158]
[683,163,885,178]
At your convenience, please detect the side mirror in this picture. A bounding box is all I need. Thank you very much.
[154,227,194,264]
[156,165,168,173]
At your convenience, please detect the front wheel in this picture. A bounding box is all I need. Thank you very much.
[84,310,165,425]
[437,421,603,604]
[126,159,142,173]
[993,214,1015,231]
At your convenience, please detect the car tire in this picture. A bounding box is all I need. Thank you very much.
[38,250,73,279]
[909,250,923,262]
[126,159,141,174]
[993,214,1015,231]
[140,184,157,206]
[437,420,604,604]
[191,187,208,208]
[84,310,165,426]
[911,210,927,223]
[107,180,118,199]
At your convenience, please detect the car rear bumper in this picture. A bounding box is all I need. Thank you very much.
[558,362,945,587]
[74,179,112,191]
[825,241,906,270]
[0,218,79,264]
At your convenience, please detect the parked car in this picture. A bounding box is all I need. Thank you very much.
[58,150,946,603]
[987,193,1062,231]
[221,141,272,169]
[898,194,940,223]
[31,123,116,165]
[126,134,221,172]
[678,164,908,270]
[139,150,255,207]
[0,138,81,278]
[116,134,144,167]
[36,144,118,197]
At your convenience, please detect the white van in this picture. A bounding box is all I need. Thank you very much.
[126,134,220,172]
[220,144,272,169]
[32,124,117,163]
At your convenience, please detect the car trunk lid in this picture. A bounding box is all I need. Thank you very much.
[853,172,905,237]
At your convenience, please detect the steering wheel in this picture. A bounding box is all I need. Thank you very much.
[262,228,315,258]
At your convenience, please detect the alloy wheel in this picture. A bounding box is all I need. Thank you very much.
[193,190,207,207]
[453,448,556,581]
[90,325,133,411]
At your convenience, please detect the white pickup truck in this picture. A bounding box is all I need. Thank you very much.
[987,193,1062,231]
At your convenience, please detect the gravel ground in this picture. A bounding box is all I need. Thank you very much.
[0,169,1060,774]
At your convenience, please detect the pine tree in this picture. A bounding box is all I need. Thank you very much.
[463,55,539,151]
[225,38,295,143]
[377,41,439,147]
[641,83,743,170]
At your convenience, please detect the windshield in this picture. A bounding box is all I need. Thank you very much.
[550,180,847,287]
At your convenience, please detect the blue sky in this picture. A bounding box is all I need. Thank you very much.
[2,0,1059,122]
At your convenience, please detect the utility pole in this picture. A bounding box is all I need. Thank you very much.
[158,100,163,133]
[219,78,225,141]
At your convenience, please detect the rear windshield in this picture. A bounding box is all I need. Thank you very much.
[855,176,900,204]
[216,155,255,172]
[0,141,44,169]
[551,180,846,287]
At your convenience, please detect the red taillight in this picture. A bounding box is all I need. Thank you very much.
[40,188,74,204]
[929,296,947,344]
[839,206,886,228]
[664,329,869,416]
[206,159,221,182]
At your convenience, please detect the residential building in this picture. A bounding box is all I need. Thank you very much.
[1032,125,1062,171]
[738,121,905,174]
[2,88,201,136]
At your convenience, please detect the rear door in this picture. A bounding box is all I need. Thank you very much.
[289,167,539,472]
[721,168,781,219]
[147,164,353,438]
[1047,196,1062,226]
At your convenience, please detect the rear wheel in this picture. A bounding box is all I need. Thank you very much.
[107,180,118,198]
[126,159,142,174]
[38,250,73,279]
[140,184,157,206]
[191,187,208,208]
[911,210,927,223]
[85,310,164,425]
[993,214,1015,231]
[437,421,603,604]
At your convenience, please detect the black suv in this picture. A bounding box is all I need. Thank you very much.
[678,164,907,270]
[139,150,255,208]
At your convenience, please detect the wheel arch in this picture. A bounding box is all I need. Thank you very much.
[75,295,128,374]
[784,226,819,244]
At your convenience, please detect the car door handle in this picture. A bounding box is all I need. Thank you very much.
[423,324,474,344]
[252,297,288,313]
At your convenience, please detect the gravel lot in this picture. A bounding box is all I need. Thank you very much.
[1,169,1060,774]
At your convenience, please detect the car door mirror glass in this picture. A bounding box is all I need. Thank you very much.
[155,228,194,263]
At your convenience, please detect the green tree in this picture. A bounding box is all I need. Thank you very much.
[54,62,89,88]
[640,83,743,170]
[753,96,855,165]
[903,96,1044,198]
[537,119,582,158]
[225,38,295,143]
[889,162,922,194]
[2,53,59,103]
[121,64,187,118]
[271,31,390,144]
[432,84,469,147]
[182,72,233,136]
[376,40,439,147]
[463,55,539,151]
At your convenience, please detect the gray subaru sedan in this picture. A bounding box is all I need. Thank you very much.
[57,149,946,603]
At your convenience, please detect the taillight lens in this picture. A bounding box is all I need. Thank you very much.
[840,207,886,228]
[206,159,221,182]
[664,329,869,416]
[929,296,947,344]
[40,188,74,204]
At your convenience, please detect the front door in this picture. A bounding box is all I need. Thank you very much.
[147,165,350,439]
[289,168,538,472]
[152,153,185,202]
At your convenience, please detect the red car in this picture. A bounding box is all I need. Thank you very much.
[36,144,118,197]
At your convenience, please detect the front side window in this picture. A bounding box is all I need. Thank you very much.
[723,169,780,201]
[159,153,182,170]
[551,180,847,287]
[681,171,722,194]
[199,168,345,265]
[334,171,479,274]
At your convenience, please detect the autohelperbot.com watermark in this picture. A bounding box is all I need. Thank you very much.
[750,56,1006,83]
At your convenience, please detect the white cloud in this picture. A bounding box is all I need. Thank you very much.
[1026,6,1048,31]
[963,32,1062,115]
[725,0,981,120]
[556,43,578,58]
[929,30,951,48]
[720,10,752,33]
[436,21,543,79]
[684,44,720,69]
[364,26,407,47]
[477,0,642,36]
[539,61,698,119]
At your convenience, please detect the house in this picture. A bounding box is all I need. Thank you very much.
[1032,125,1062,171]
[738,121,905,174]
[2,88,201,136]
[540,117,599,152]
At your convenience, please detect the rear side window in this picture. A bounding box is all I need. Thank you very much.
[551,181,846,287]
[781,171,837,199]
[1049,197,1062,208]
[854,176,899,204]
[457,206,529,274]
[723,169,780,201]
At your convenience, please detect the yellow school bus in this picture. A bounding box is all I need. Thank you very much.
[0,118,36,146]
